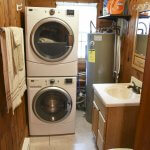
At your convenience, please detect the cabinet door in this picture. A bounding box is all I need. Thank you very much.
[98,111,106,139]
[92,101,99,139]
[97,129,104,150]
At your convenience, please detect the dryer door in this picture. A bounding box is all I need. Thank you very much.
[30,18,74,62]
[33,87,72,123]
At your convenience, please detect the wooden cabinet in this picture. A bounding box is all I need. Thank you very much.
[97,129,104,150]
[98,111,106,139]
[132,55,145,72]
[92,101,99,139]
[92,94,139,150]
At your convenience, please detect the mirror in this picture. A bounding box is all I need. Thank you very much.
[132,10,150,72]
[136,11,150,57]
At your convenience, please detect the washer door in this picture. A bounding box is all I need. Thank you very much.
[33,87,72,123]
[31,18,74,62]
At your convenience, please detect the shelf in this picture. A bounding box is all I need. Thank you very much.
[139,15,150,19]
[98,14,131,21]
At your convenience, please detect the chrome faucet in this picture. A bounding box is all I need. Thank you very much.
[127,81,142,94]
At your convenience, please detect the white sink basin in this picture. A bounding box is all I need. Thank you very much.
[105,85,133,100]
[93,83,141,107]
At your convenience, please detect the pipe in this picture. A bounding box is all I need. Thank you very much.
[139,22,148,34]
[90,21,96,33]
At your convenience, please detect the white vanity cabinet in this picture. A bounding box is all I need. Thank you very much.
[92,93,139,150]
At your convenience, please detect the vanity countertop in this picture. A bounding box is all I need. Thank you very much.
[93,83,141,107]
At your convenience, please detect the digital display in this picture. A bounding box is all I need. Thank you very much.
[65,78,73,84]
[67,10,74,16]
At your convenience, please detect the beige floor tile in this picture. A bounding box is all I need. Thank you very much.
[30,136,50,150]
[50,111,97,150]
[30,111,97,150]
[50,142,96,150]
[30,144,50,150]
[30,136,49,144]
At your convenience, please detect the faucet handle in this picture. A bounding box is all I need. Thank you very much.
[137,86,142,94]
[132,81,141,89]
[127,81,136,89]
[132,81,136,87]
[128,82,142,94]
[132,81,142,94]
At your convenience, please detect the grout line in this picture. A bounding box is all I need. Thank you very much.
[49,136,51,147]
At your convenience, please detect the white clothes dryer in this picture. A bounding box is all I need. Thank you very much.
[25,7,79,77]
[27,77,76,135]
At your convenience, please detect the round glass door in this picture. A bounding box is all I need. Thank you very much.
[33,87,72,123]
[31,18,74,62]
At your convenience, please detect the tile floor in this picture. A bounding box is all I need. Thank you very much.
[30,111,97,150]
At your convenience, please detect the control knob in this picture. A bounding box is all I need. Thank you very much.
[50,79,55,84]
[49,9,55,15]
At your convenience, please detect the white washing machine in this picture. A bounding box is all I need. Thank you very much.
[27,77,76,135]
[25,7,79,77]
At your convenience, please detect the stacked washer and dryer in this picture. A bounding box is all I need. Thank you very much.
[25,7,79,135]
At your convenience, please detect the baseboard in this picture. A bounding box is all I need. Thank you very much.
[22,137,30,150]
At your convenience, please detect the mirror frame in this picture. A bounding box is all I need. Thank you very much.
[132,4,150,72]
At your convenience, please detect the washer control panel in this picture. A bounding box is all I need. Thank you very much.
[50,79,55,84]
[65,78,73,84]
[28,77,76,88]
[29,79,47,88]
[66,10,74,16]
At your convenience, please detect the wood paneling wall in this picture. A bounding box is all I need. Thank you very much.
[0,0,28,150]
[118,0,150,149]
[97,0,146,82]
[26,0,99,7]
[27,0,56,7]
[119,0,147,82]
[134,26,150,150]
[97,1,113,29]
[56,0,98,3]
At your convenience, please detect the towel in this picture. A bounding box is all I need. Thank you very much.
[113,34,121,83]
[0,31,11,110]
[0,27,26,114]
[10,27,24,72]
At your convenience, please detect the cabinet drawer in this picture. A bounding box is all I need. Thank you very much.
[97,129,104,150]
[98,111,106,139]
[94,94,107,120]
[134,56,145,68]
[92,101,99,139]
